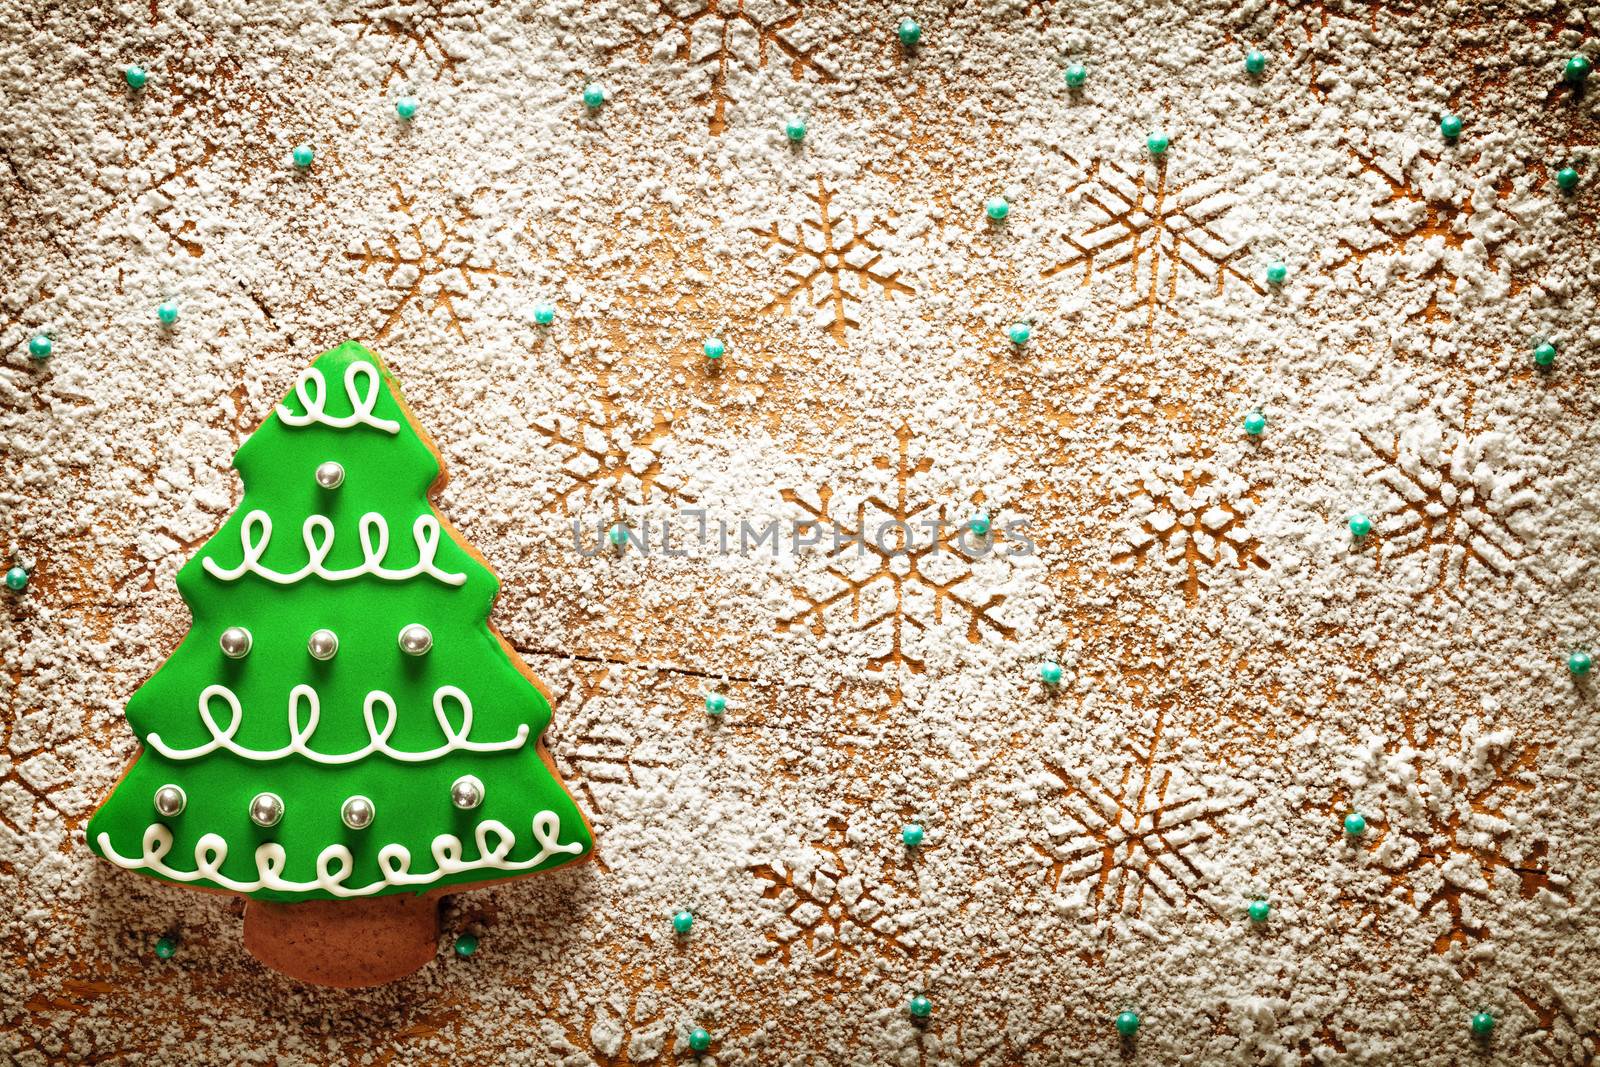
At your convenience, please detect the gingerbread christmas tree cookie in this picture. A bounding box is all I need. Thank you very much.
[88,341,592,986]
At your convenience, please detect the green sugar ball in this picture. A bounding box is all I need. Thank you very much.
[1039,662,1063,686]
[1343,812,1367,836]
[583,84,606,110]
[705,694,727,715]
[533,303,555,326]
[1568,650,1592,677]
[1534,341,1556,367]
[785,116,807,142]
[672,909,694,935]
[1065,63,1087,88]
[1556,167,1579,191]
[4,567,26,592]
[1470,1012,1495,1037]
[1245,50,1267,75]
[901,823,925,847]
[1266,262,1287,286]
[124,65,148,89]
[1440,114,1463,140]
[897,18,922,47]
[28,334,52,360]
[689,1028,712,1052]
[703,337,725,359]
[157,301,179,326]
[1247,899,1270,923]
[1007,321,1031,345]
[154,936,177,959]
[453,933,479,957]
[1243,410,1266,437]
[968,511,991,536]
[1348,513,1371,538]
[396,95,419,120]
[909,995,932,1019]
[1565,55,1591,84]
[608,524,629,547]
[291,145,314,169]
[1115,1011,1141,1037]
[985,197,1009,222]
[1147,131,1169,156]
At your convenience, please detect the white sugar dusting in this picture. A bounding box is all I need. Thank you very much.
[3,0,1600,1063]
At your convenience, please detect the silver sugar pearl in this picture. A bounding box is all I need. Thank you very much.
[153,784,187,818]
[219,626,253,659]
[450,775,484,810]
[398,623,433,656]
[249,791,284,828]
[315,461,345,489]
[341,795,375,830]
[307,628,339,661]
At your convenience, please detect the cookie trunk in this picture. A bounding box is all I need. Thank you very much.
[243,892,439,987]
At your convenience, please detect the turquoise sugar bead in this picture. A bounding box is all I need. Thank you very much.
[292,145,314,169]
[583,84,606,110]
[897,18,922,47]
[689,1028,712,1052]
[1246,50,1267,75]
[4,567,26,592]
[124,65,147,89]
[396,96,419,120]
[1534,341,1556,367]
[1039,662,1063,686]
[157,301,179,326]
[1266,262,1287,285]
[901,823,925,847]
[1566,55,1591,84]
[909,995,932,1019]
[1343,812,1367,836]
[1247,899,1270,922]
[703,337,725,359]
[1557,167,1579,191]
[673,909,694,935]
[1243,410,1266,436]
[1147,132,1169,155]
[1065,63,1087,88]
[453,933,479,957]
[785,117,807,142]
[1115,1011,1141,1037]
[1007,322,1031,345]
[705,694,727,715]
[968,511,991,536]
[1348,513,1371,538]
[1569,650,1592,677]
[154,936,176,959]
[28,334,52,360]
[534,303,555,325]
[608,524,629,546]
[1440,114,1463,140]
[1470,1012,1495,1037]
[985,197,1009,222]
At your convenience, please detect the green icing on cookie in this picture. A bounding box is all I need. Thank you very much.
[88,341,592,901]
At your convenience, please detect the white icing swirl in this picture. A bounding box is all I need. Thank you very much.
[146,684,530,764]
[275,361,400,434]
[96,812,584,897]
[201,510,468,586]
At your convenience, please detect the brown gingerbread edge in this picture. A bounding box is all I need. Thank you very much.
[91,343,596,989]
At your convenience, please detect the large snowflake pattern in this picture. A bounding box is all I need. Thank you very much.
[776,425,1019,681]
[343,183,507,340]
[1043,159,1260,338]
[334,0,483,85]
[748,178,913,345]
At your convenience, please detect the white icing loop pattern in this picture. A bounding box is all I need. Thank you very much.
[275,361,400,434]
[97,812,583,897]
[146,684,530,764]
[201,510,468,587]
